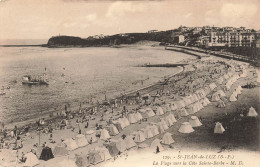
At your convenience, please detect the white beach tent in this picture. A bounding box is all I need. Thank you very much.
[216,77,224,84]
[164,117,174,127]
[85,130,97,143]
[64,138,78,151]
[150,138,164,152]
[176,100,186,109]
[134,112,143,121]
[106,124,119,136]
[114,139,127,153]
[229,93,237,102]
[145,107,155,117]
[23,152,39,167]
[178,122,194,133]
[157,122,166,134]
[209,83,217,90]
[134,131,146,143]
[161,132,175,145]
[217,100,226,108]
[189,116,202,127]
[247,107,258,117]
[216,90,226,97]
[186,104,197,115]
[128,113,138,124]
[211,93,220,102]
[169,102,178,111]
[53,142,69,157]
[122,117,130,126]
[141,127,154,139]
[168,113,177,123]
[149,124,160,136]
[156,107,164,115]
[75,134,89,148]
[125,136,137,149]
[161,119,169,130]
[214,122,225,134]
[179,108,189,117]
[100,128,110,140]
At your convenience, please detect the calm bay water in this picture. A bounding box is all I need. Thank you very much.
[0,45,193,124]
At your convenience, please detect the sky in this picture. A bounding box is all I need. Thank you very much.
[0,0,259,40]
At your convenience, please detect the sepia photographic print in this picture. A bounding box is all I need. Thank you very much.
[0,0,259,167]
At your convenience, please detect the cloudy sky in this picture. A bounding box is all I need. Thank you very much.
[0,0,259,39]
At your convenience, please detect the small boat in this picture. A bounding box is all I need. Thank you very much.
[22,75,48,85]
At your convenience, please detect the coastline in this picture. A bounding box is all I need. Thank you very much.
[1,44,190,129]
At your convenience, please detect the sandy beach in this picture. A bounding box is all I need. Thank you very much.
[0,44,259,167]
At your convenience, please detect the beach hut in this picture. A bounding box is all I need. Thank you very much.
[53,142,69,157]
[64,138,78,151]
[57,159,77,167]
[23,152,39,167]
[161,132,175,145]
[39,147,54,161]
[125,136,137,149]
[229,93,237,102]
[179,108,189,117]
[75,134,89,147]
[128,113,138,124]
[85,130,97,143]
[150,138,164,153]
[247,107,258,117]
[189,116,202,127]
[156,107,164,115]
[100,128,110,140]
[178,122,194,133]
[106,124,119,136]
[134,131,146,143]
[217,100,226,108]
[211,93,220,102]
[214,122,225,134]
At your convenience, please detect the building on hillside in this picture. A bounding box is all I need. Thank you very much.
[192,27,202,34]
[208,31,256,47]
[174,35,185,43]
[148,30,158,33]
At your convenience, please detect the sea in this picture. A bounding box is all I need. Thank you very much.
[0,40,195,124]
